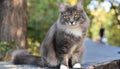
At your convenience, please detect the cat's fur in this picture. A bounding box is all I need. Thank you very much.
[12,1,89,69]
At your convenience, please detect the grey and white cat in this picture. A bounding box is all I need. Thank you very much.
[12,1,89,69]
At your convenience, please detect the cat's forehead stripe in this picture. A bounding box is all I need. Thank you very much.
[66,7,77,13]
[61,6,81,15]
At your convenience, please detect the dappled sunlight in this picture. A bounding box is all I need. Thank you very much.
[68,0,78,6]
[20,39,26,49]
[16,28,22,37]
[13,0,23,7]
[117,15,120,20]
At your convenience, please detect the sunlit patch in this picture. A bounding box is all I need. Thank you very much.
[13,0,23,7]
[68,0,78,6]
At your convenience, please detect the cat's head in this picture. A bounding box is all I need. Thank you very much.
[58,2,88,26]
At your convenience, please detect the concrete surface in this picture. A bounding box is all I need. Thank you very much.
[0,38,120,69]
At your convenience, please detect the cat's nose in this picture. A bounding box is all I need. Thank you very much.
[70,21,73,24]
[69,21,75,25]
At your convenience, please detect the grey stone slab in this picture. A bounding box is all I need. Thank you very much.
[83,38,120,67]
[0,38,120,69]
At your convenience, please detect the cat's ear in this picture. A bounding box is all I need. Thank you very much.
[59,3,66,12]
[76,1,83,10]
[79,0,84,6]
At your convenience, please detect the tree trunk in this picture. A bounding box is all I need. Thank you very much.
[0,0,28,49]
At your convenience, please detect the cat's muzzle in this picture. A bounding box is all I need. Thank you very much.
[68,22,76,25]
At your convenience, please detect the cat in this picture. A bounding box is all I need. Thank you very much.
[12,1,89,69]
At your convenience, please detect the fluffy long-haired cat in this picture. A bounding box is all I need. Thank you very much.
[12,1,89,69]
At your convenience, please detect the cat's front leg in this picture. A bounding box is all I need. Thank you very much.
[59,55,69,69]
[71,50,84,68]
[71,54,82,68]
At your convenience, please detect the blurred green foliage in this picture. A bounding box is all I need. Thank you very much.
[27,0,61,43]
[27,0,63,54]
[0,42,14,60]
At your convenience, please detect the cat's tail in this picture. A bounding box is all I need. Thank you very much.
[11,50,47,67]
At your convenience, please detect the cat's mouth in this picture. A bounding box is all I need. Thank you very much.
[67,22,76,25]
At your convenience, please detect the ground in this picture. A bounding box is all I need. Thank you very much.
[0,38,120,69]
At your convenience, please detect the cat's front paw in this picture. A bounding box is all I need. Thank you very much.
[60,64,68,69]
[73,63,81,68]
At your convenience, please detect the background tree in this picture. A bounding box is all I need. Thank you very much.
[0,0,28,60]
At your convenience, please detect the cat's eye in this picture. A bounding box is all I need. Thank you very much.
[65,15,70,19]
[74,14,79,18]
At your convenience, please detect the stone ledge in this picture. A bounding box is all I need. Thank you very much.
[88,59,120,69]
[0,59,120,69]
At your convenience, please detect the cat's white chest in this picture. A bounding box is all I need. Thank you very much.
[57,22,82,37]
[65,28,82,37]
